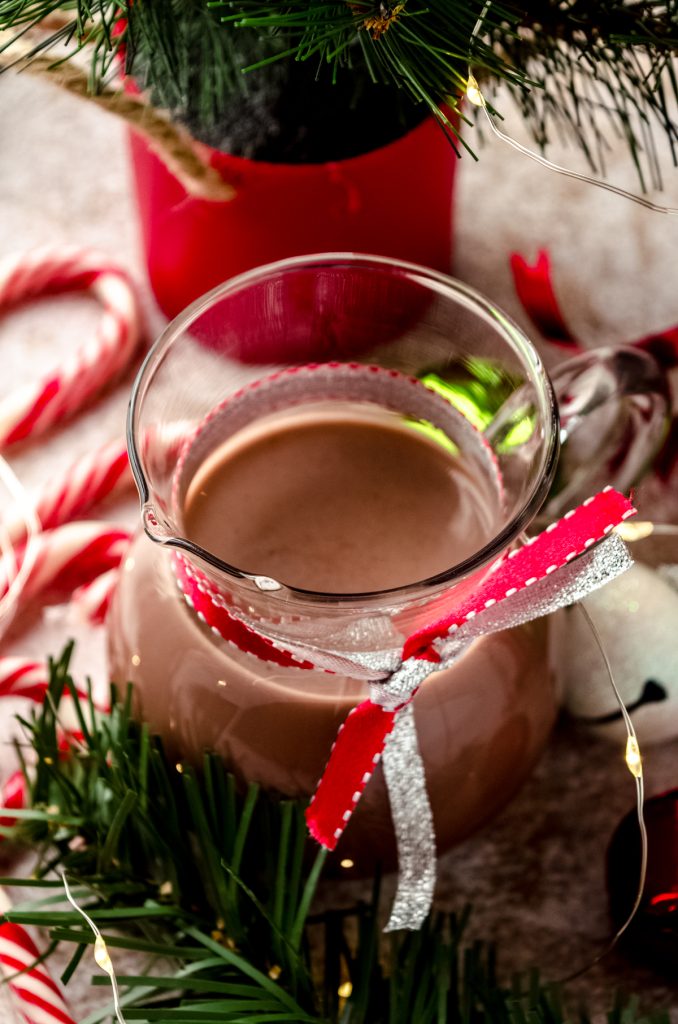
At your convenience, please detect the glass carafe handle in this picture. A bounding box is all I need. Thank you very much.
[545,345,670,515]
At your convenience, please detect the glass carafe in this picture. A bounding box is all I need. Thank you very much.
[108,254,667,872]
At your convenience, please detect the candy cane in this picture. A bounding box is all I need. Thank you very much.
[0,659,51,703]
[72,568,121,625]
[0,771,26,835]
[34,439,131,535]
[7,440,132,544]
[6,421,194,545]
[0,250,139,1024]
[0,248,142,447]
[0,912,76,1024]
[0,658,92,705]
[0,522,132,613]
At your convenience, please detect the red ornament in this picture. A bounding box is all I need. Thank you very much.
[608,787,678,973]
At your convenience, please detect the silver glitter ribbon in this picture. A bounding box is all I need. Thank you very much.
[370,531,632,930]
[381,703,437,931]
[187,523,633,932]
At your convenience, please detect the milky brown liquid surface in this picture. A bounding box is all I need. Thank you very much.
[109,408,556,871]
[183,412,501,592]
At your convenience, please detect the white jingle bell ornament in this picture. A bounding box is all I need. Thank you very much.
[552,561,678,745]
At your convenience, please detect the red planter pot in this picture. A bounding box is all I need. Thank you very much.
[128,117,458,320]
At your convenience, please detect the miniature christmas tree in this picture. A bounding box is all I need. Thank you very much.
[0,0,676,178]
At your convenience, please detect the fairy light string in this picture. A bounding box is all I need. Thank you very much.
[461,19,666,961]
[465,7,678,216]
[553,602,648,984]
[506,520,649,980]
[60,871,127,1024]
[0,244,666,991]
[52,584,650,993]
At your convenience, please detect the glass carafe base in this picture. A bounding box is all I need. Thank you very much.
[108,531,557,874]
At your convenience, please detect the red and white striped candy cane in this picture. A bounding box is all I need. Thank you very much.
[0,659,52,703]
[72,568,121,626]
[0,771,26,834]
[0,522,132,613]
[5,423,198,549]
[6,421,195,545]
[0,250,140,1024]
[33,439,131,536]
[0,659,90,704]
[8,439,132,544]
[0,248,142,447]
[0,913,76,1024]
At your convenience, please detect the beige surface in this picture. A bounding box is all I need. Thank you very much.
[1,69,678,1019]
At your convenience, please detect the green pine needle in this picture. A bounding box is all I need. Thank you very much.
[0,645,670,1024]
[0,0,676,179]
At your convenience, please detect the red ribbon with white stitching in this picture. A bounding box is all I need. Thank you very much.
[306,487,634,848]
[173,485,636,928]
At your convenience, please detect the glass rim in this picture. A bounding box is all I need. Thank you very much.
[128,252,560,605]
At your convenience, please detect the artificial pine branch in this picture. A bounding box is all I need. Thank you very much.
[0,0,676,175]
[0,645,671,1024]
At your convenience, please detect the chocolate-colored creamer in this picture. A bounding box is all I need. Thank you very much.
[183,410,499,593]
[109,406,555,870]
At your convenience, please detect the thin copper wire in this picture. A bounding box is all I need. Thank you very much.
[467,3,678,216]
[553,602,648,983]
[61,872,127,1024]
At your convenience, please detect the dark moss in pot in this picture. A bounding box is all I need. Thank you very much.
[135,19,428,164]
[185,59,427,164]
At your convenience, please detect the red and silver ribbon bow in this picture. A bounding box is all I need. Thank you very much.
[305,485,635,929]
[175,485,636,930]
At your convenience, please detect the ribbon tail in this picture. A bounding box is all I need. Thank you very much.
[382,703,436,932]
[306,699,397,850]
